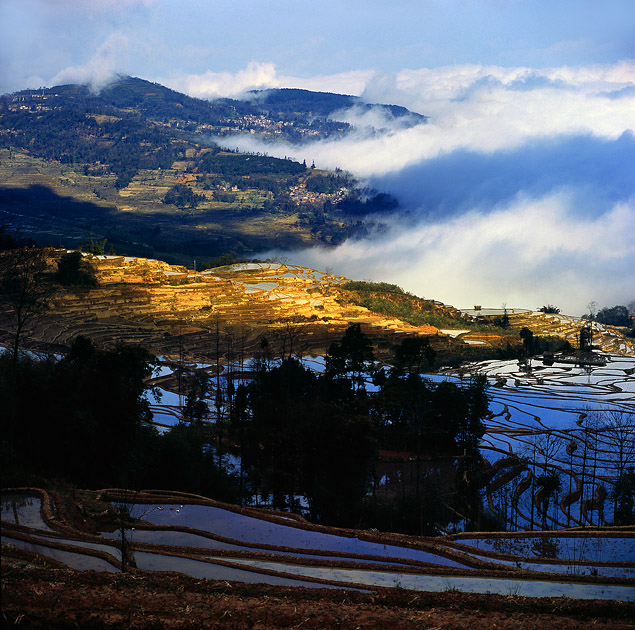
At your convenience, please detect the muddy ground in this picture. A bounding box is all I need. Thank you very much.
[2,558,634,630]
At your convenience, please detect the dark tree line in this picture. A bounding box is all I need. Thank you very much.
[519,327,573,356]
[56,251,98,287]
[197,153,306,178]
[163,184,205,209]
[595,305,632,327]
[224,325,490,531]
[1,321,493,533]
[231,356,376,524]
[0,336,239,501]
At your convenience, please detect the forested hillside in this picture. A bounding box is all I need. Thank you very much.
[0,76,411,263]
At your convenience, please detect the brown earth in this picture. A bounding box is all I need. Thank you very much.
[3,560,634,630]
[5,248,628,368]
[0,250,473,364]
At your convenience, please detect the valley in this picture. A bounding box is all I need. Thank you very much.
[0,78,406,264]
[1,75,634,628]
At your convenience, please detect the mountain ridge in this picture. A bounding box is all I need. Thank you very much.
[0,75,415,264]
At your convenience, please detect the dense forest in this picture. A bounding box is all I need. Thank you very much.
[0,102,181,189]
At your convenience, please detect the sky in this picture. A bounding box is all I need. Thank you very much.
[1,0,634,315]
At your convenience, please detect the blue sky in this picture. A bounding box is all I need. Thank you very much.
[1,0,633,93]
[1,0,634,313]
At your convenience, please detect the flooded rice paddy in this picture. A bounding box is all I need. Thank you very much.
[2,490,633,600]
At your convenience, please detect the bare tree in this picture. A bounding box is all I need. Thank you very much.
[0,246,50,363]
[602,410,635,481]
[600,410,635,519]
[276,321,308,361]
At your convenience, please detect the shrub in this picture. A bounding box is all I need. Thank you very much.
[56,252,97,287]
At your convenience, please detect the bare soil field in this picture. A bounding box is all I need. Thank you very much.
[3,561,634,630]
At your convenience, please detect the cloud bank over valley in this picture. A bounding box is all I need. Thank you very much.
[2,0,633,316]
[211,63,635,315]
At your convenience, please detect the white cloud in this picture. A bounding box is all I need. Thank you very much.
[162,63,376,101]
[164,62,280,100]
[214,62,635,178]
[50,32,129,91]
[280,193,635,315]
[214,62,635,314]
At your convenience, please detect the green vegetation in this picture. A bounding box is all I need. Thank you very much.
[82,238,109,255]
[197,152,306,178]
[613,468,635,525]
[595,305,631,327]
[341,280,506,332]
[229,326,489,529]
[0,102,180,189]
[519,327,572,356]
[0,336,239,501]
[0,76,403,263]
[250,87,428,130]
[305,173,341,194]
[342,280,406,294]
[163,183,205,208]
[0,244,50,363]
[199,253,249,270]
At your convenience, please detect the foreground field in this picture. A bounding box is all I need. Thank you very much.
[3,564,634,630]
[2,488,635,628]
[2,489,634,599]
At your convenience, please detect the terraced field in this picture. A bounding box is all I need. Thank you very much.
[145,350,634,535]
[430,353,635,532]
[0,251,461,363]
[3,252,633,543]
[2,489,633,600]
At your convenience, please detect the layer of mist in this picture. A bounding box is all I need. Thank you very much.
[209,63,635,315]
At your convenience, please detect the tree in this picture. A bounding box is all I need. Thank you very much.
[392,336,436,374]
[82,238,109,255]
[245,357,317,509]
[183,368,210,424]
[0,336,159,488]
[57,336,158,486]
[539,305,560,314]
[612,468,635,525]
[536,471,561,530]
[0,225,27,250]
[599,410,635,521]
[56,251,97,287]
[500,303,509,329]
[519,327,534,356]
[596,305,630,327]
[579,325,593,352]
[301,400,376,525]
[325,323,375,390]
[0,246,50,363]
[163,184,204,208]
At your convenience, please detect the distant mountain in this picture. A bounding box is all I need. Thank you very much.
[244,87,428,129]
[0,76,408,263]
[3,76,426,143]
